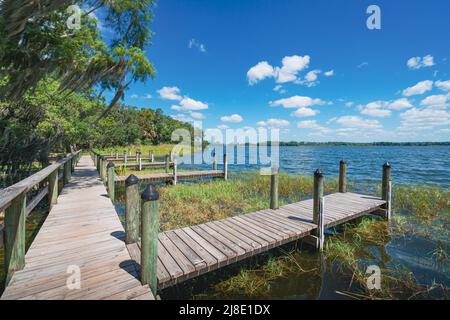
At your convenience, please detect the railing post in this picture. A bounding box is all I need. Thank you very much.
[4,191,26,284]
[270,166,279,209]
[165,154,170,173]
[140,184,159,296]
[115,149,119,160]
[125,174,140,244]
[381,162,392,220]
[123,151,127,165]
[223,154,228,180]
[339,160,347,193]
[313,169,324,225]
[150,150,154,163]
[63,159,70,184]
[138,151,142,171]
[48,169,59,209]
[172,159,177,185]
[107,162,115,203]
[213,158,217,171]
[318,197,325,251]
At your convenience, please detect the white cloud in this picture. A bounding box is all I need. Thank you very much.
[247,61,275,85]
[273,85,286,94]
[171,105,183,111]
[302,69,321,86]
[221,114,243,123]
[324,70,334,77]
[217,124,229,130]
[257,118,290,127]
[270,95,325,108]
[345,102,354,107]
[297,120,320,129]
[358,101,392,118]
[420,94,448,109]
[435,80,450,92]
[335,116,382,129]
[400,107,450,130]
[388,98,413,110]
[189,111,206,120]
[407,55,435,69]
[130,94,138,99]
[357,62,369,69]
[292,107,319,118]
[158,86,182,100]
[171,114,193,122]
[402,80,433,96]
[275,55,310,83]
[144,94,152,99]
[178,97,208,111]
[188,39,206,53]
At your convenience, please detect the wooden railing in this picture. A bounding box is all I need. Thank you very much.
[0,150,82,285]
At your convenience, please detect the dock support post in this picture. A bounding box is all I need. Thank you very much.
[381,162,392,220]
[270,166,279,209]
[48,169,59,209]
[3,191,26,285]
[140,184,159,296]
[339,160,347,193]
[173,159,177,185]
[165,154,170,173]
[125,175,140,244]
[318,197,325,251]
[107,162,115,203]
[223,154,228,180]
[313,169,324,225]
[123,151,127,164]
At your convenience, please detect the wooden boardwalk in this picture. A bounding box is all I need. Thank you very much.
[1,156,155,300]
[115,170,225,183]
[128,192,385,289]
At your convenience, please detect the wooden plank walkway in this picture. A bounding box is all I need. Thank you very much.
[128,192,386,289]
[115,170,224,183]
[1,155,155,300]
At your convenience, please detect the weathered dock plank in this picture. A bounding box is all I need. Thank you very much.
[1,156,155,300]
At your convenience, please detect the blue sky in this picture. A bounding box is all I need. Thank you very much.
[116,0,450,142]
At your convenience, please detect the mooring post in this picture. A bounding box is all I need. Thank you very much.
[165,154,170,173]
[172,159,178,185]
[270,166,279,209]
[223,154,228,180]
[3,191,26,285]
[138,151,142,171]
[107,162,115,203]
[140,184,159,296]
[339,160,347,193]
[125,174,140,244]
[318,197,325,251]
[313,169,324,224]
[381,162,392,220]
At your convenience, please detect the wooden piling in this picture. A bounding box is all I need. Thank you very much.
[318,197,325,251]
[165,154,170,173]
[3,191,26,285]
[140,184,159,296]
[270,166,279,209]
[107,162,115,203]
[313,169,324,225]
[381,162,392,220]
[125,174,140,244]
[223,154,228,180]
[173,159,178,185]
[339,160,347,193]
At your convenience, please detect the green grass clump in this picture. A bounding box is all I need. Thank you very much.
[95,144,196,159]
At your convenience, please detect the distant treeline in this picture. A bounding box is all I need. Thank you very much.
[278,141,450,146]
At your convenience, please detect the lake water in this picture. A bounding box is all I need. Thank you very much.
[181,146,450,187]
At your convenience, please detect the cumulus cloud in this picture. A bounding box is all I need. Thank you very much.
[257,118,290,127]
[400,107,450,130]
[178,97,208,111]
[435,80,450,92]
[358,101,392,118]
[402,80,433,96]
[273,85,286,94]
[189,111,206,120]
[158,86,182,100]
[407,55,435,69]
[324,70,334,77]
[335,116,382,129]
[171,114,193,122]
[270,95,325,108]
[130,94,138,99]
[247,61,275,85]
[420,94,448,109]
[291,107,319,118]
[221,114,243,123]
[388,98,413,110]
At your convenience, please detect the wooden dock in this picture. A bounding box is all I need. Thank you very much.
[1,155,155,300]
[126,192,386,289]
[115,170,225,183]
